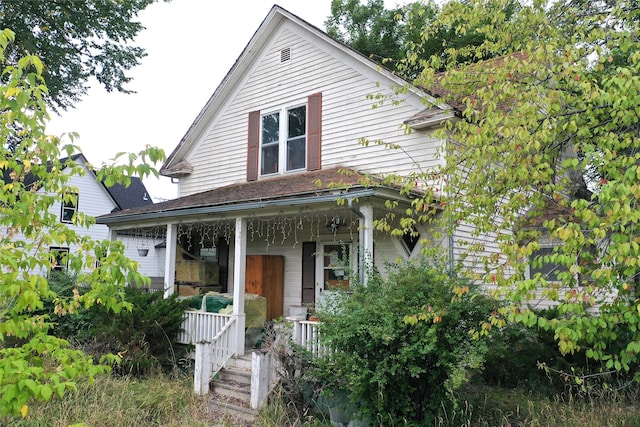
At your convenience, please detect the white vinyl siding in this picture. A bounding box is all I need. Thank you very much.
[177,23,444,196]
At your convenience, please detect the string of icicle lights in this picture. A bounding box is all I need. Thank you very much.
[174,211,359,251]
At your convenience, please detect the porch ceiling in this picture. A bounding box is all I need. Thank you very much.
[96,167,410,225]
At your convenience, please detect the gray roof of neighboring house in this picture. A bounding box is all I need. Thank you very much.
[1,153,153,211]
[105,177,153,211]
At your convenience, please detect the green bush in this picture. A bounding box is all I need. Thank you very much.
[45,271,95,339]
[44,273,190,376]
[315,258,496,425]
[86,287,190,376]
[481,306,640,397]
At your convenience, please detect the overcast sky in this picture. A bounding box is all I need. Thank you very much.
[47,1,401,201]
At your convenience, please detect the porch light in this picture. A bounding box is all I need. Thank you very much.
[326,216,342,233]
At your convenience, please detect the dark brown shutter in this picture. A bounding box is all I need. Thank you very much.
[247,110,260,181]
[307,93,322,171]
[302,242,316,304]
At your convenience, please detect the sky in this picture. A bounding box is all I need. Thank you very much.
[47,1,402,202]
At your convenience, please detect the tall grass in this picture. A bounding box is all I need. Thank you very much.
[445,383,640,427]
[4,373,213,427]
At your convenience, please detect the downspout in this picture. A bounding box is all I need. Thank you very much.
[446,173,455,276]
[348,199,366,285]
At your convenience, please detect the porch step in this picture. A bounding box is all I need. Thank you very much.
[210,361,257,425]
[209,392,259,426]
[224,352,253,370]
[214,368,251,401]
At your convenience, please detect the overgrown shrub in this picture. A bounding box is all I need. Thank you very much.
[45,271,95,339]
[481,307,640,397]
[263,320,323,421]
[45,273,190,376]
[85,287,191,376]
[315,258,497,425]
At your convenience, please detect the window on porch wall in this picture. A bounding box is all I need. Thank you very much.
[323,244,350,291]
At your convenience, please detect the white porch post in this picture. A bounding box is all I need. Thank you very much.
[106,227,115,242]
[359,204,374,285]
[232,217,247,355]
[163,223,177,298]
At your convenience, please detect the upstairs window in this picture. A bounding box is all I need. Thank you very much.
[247,93,321,182]
[260,105,306,175]
[61,193,78,223]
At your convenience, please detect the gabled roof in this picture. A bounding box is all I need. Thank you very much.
[106,178,153,211]
[160,5,443,177]
[1,152,153,211]
[96,167,407,224]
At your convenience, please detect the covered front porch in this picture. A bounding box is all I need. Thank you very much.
[97,169,419,404]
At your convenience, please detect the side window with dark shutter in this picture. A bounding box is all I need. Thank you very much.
[247,110,260,181]
[307,92,322,171]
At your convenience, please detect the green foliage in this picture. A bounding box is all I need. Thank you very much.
[326,0,426,70]
[0,30,165,418]
[379,0,640,378]
[0,0,167,111]
[325,0,520,76]
[84,287,190,376]
[42,275,190,376]
[315,258,495,425]
[5,374,209,427]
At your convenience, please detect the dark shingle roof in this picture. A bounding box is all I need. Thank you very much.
[97,167,386,223]
[419,51,530,114]
[105,178,153,211]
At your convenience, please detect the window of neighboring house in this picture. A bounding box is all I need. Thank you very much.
[529,246,568,282]
[260,105,306,175]
[50,247,69,272]
[61,193,78,223]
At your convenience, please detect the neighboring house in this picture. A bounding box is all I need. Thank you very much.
[95,5,491,390]
[4,153,157,276]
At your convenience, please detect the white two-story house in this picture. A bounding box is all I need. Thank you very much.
[96,5,485,374]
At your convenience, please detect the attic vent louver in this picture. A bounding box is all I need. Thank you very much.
[280,47,291,63]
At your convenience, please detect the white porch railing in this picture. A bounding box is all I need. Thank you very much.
[179,311,237,395]
[193,317,236,395]
[290,319,325,357]
[178,310,233,344]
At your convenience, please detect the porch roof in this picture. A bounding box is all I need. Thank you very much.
[96,167,405,225]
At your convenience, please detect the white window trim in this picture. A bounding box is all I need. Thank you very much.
[61,193,78,224]
[259,101,307,177]
[50,246,70,271]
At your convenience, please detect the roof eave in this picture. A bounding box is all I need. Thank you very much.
[96,185,418,226]
[404,112,456,130]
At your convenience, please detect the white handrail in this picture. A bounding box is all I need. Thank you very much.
[193,314,237,395]
[178,310,232,344]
